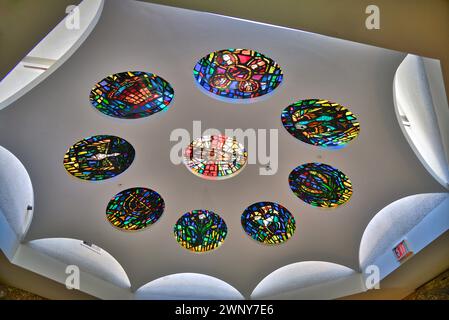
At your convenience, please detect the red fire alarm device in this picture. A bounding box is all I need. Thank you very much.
[393,239,413,262]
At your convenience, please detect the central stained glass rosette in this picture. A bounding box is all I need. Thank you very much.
[193,48,283,100]
[281,99,360,148]
[89,71,174,119]
[241,202,296,245]
[106,187,165,231]
[174,209,228,253]
[289,162,352,208]
[183,135,247,180]
[63,135,135,181]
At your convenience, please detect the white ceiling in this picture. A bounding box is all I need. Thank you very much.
[0,0,445,297]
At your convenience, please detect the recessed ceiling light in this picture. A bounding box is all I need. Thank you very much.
[183,135,247,180]
[193,48,283,101]
[281,99,360,148]
[289,162,352,208]
[174,209,228,253]
[89,71,174,119]
[106,187,165,231]
[241,202,296,245]
[63,135,135,181]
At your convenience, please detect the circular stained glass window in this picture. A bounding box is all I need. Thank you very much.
[193,48,283,100]
[89,71,174,119]
[183,135,247,180]
[106,187,165,231]
[241,202,296,245]
[63,135,135,181]
[289,162,352,208]
[281,99,360,148]
[174,209,228,253]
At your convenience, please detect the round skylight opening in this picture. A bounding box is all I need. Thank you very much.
[241,202,296,245]
[174,209,228,253]
[289,162,353,208]
[281,99,360,148]
[183,135,248,180]
[89,71,174,119]
[106,187,165,231]
[193,48,283,102]
[63,135,135,181]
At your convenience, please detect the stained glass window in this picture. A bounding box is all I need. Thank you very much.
[89,71,174,119]
[241,202,296,245]
[106,187,164,231]
[281,99,360,147]
[183,135,247,180]
[289,162,352,208]
[63,135,135,181]
[193,48,283,100]
[174,209,227,253]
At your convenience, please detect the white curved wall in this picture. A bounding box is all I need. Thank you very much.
[393,54,449,189]
[0,0,104,110]
[0,145,33,238]
[359,193,449,269]
[27,238,131,289]
[135,273,244,300]
[251,261,359,300]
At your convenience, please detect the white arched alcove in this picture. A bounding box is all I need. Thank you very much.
[135,273,244,300]
[26,238,131,290]
[0,145,34,250]
[251,261,361,300]
[393,54,449,189]
[359,193,449,270]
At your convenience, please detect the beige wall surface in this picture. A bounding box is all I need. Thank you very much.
[1,0,448,94]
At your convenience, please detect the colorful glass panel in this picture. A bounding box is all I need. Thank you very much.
[289,162,352,208]
[183,135,247,180]
[174,209,227,252]
[241,202,296,244]
[106,187,164,231]
[90,71,174,119]
[281,99,360,147]
[193,49,283,100]
[63,135,135,181]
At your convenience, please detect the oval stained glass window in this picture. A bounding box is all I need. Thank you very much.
[106,187,165,231]
[63,135,135,181]
[281,99,360,147]
[193,48,283,100]
[289,162,352,208]
[241,202,296,245]
[183,135,247,180]
[89,71,174,119]
[174,209,228,253]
